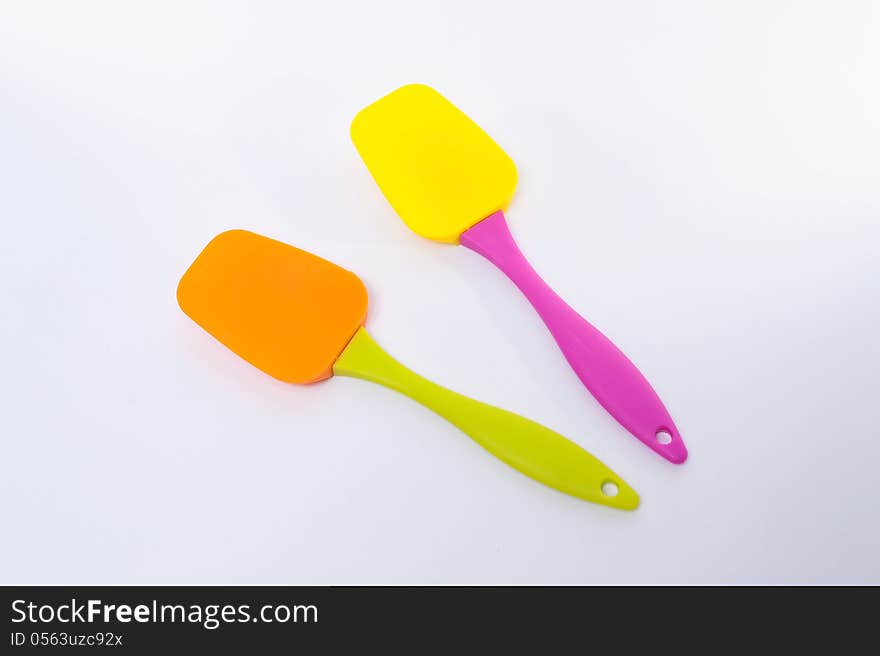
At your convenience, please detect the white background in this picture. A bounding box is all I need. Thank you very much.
[2,1,878,584]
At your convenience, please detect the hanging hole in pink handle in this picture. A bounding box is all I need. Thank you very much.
[655,430,673,445]
[601,481,619,497]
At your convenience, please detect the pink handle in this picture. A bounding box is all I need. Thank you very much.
[460,211,687,463]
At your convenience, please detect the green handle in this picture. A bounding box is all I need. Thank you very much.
[333,328,639,510]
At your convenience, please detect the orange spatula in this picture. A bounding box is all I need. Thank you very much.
[177,229,638,509]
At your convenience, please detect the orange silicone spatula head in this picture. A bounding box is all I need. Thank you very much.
[176,230,367,384]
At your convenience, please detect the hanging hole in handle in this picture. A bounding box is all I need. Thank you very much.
[601,481,619,497]
[655,430,673,445]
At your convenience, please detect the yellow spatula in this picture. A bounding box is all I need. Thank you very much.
[351,84,687,463]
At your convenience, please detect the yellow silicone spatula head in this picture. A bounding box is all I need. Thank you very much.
[350,84,517,244]
[176,230,367,384]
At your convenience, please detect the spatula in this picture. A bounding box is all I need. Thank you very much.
[177,229,638,509]
[350,84,687,464]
